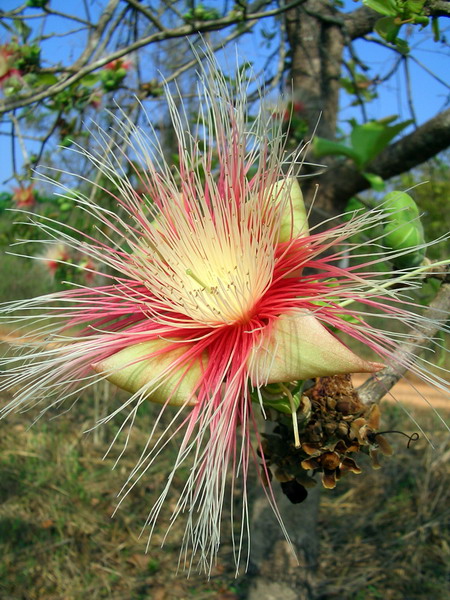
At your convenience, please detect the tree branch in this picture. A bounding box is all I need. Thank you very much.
[320,108,450,210]
[426,0,450,17]
[357,280,450,404]
[123,0,166,31]
[344,6,381,39]
[344,0,450,39]
[0,0,304,115]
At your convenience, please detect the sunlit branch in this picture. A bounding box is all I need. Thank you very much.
[358,280,450,404]
[321,108,450,209]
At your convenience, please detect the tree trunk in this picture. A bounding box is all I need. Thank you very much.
[285,0,345,215]
[247,485,321,600]
[245,5,343,598]
[245,3,450,598]
[285,0,343,141]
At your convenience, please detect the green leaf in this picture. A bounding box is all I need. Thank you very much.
[350,118,412,168]
[405,0,426,15]
[375,16,401,43]
[395,38,410,55]
[362,172,385,191]
[252,384,301,415]
[81,73,100,87]
[26,0,49,7]
[312,137,359,162]
[261,394,300,415]
[33,73,58,86]
[60,136,73,148]
[13,18,32,42]
[382,191,426,267]
[363,0,397,16]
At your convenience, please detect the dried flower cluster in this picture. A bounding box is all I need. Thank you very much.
[261,375,395,501]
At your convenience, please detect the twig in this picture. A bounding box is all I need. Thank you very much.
[10,112,17,179]
[32,109,64,168]
[9,112,30,174]
[404,56,418,127]
[91,5,131,64]
[409,53,450,90]
[342,58,368,122]
[124,0,166,32]
[0,0,305,114]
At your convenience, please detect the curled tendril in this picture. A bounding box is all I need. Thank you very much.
[369,430,420,449]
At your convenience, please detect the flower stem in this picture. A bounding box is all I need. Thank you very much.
[280,383,301,448]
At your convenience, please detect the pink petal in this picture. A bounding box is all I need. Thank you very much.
[249,310,384,385]
[270,177,309,242]
[92,339,204,406]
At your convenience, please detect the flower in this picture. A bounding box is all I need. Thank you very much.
[104,57,132,71]
[39,243,99,286]
[0,43,21,87]
[101,57,132,92]
[0,48,449,572]
[40,243,71,276]
[12,184,36,208]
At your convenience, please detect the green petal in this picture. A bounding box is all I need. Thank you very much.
[248,311,383,385]
[92,339,204,406]
[270,178,309,242]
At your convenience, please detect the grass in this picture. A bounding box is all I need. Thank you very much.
[0,396,241,600]
[0,257,449,599]
[1,390,449,600]
[317,403,450,600]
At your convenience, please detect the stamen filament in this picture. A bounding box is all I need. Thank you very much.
[337,259,450,309]
[185,268,212,293]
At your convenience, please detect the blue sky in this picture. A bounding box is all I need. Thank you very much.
[0,0,449,189]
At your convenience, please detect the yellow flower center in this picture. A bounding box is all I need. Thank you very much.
[133,193,278,326]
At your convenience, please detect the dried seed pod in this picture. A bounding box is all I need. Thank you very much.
[281,480,308,504]
[274,468,292,483]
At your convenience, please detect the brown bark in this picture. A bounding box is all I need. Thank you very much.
[320,107,450,212]
[285,3,450,215]
[344,5,380,39]
[358,281,450,404]
[285,0,344,141]
[247,4,450,598]
[247,485,321,600]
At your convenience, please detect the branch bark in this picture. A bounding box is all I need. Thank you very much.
[285,0,344,139]
[0,0,305,115]
[343,0,450,39]
[358,280,450,404]
[317,107,450,211]
[344,5,379,40]
[426,0,450,17]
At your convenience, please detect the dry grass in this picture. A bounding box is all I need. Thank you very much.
[0,393,242,600]
[1,259,449,599]
[1,392,449,600]
[317,402,450,600]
